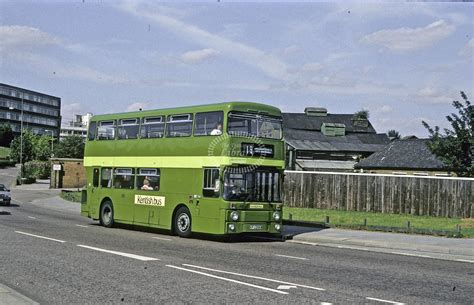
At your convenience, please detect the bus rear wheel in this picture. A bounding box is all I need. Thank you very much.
[100,200,114,228]
[174,207,192,238]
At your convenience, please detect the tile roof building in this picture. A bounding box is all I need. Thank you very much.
[284,107,390,171]
[354,138,451,176]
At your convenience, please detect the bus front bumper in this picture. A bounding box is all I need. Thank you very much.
[225,221,282,234]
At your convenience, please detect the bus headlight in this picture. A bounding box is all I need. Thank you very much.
[228,223,236,231]
[274,223,281,231]
[273,211,281,221]
[230,211,239,221]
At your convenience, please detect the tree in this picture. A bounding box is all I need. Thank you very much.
[353,109,370,120]
[387,129,401,140]
[54,135,85,159]
[35,135,53,161]
[9,129,37,163]
[0,124,14,147]
[422,91,473,177]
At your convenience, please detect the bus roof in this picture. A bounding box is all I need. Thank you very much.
[90,101,282,122]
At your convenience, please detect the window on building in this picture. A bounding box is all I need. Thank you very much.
[97,121,115,140]
[117,118,139,140]
[166,114,193,137]
[101,168,113,188]
[203,168,220,197]
[113,168,134,189]
[140,116,165,138]
[136,168,160,191]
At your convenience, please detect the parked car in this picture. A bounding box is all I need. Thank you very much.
[0,184,11,206]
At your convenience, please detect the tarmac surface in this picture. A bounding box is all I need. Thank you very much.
[0,172,474,305]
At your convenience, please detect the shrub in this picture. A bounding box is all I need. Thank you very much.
[22,161,51,180]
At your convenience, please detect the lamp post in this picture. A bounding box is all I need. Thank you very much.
[45,129,54,157]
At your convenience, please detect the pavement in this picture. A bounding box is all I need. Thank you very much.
[1,173,473,304]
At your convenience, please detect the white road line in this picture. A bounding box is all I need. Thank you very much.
[455,259,474,263]
[167,265,288,295]
[77,245,159,261]
[182,263,326,291]
[28,216,36,219]
[321,302,333,305]
[366,296,405,304]
[75,224,89,228]
[275,254,307,260]
[391,252,432,258]
[15,231,66,243]
[152,236,172,241]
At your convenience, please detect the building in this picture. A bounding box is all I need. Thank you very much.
[60,113,93,140]
[0,83,61,138]
[354,138,451,176]
[284,107,390,171]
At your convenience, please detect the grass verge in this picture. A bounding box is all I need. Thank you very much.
[0,146,10,159]
[60,190,82,203]
[283,207,474,238]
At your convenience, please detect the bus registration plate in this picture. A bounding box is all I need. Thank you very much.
[248,224,265,231]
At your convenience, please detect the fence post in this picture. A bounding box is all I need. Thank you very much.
[325,216,330,224]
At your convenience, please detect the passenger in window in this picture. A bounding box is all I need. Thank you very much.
[141,178,154,191]
[210,123,223,135]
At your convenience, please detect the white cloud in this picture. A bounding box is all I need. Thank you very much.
[300,62,324,73]
[118,2,291,81]
[362,20,455,52]
[282,45,301,55]
[459,38,474,56]
[415,86,455,104]
[126,102,150,112]
[0,25,60,51]
[61,103,85,123]
[181,48,220,64]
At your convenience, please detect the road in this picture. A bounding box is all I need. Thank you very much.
[0,175,472,304]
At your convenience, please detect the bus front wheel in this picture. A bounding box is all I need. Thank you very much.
[174,206,192,238]
[100,200,114,228]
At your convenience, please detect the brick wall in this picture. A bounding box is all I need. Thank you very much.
[50,159,86,189]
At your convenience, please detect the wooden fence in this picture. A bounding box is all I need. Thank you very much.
[283,171,474,218]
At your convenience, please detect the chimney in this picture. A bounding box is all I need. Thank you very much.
[304,107,327,117]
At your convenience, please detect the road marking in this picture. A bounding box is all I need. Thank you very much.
[28,216,36,219]
[455,259,474,263]
[366,297,405,304]
[77,245,159,261]
[321,303,333,305]
[277,285,297,290]
[15,231,66,243]
[167,265,288,295]
[275,254,307,260]
[182,263,325,291]
[390,252,431,258]
[75,224,89,228]
[152,236,172,241]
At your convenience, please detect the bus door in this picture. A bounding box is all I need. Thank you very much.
[88,167,101,217]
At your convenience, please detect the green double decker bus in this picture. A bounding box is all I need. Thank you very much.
[81,102,285,237]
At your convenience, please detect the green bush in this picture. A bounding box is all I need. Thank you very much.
[22,161,51,180]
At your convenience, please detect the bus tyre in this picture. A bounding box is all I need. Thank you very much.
[100,201,114,228]
[174,207,192,238]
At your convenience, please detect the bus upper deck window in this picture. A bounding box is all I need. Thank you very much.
[194,112,224,136]
[88,122,97,141]
[117,118,139,140]
[97,121,115,140]
[166,114,193,137]
[141,117,164,138]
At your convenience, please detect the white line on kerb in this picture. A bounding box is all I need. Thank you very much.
[391,252,432,258]
[455,259,474,263]
[152,236,172,241]
[167,265,288,295]
[366,296,405,304]
[28,216,36,219]
[77,245,159,261]
[182,263,325,291]
[320,302,333,305]
[75,224,89,228]
[274,254,307,260]
[15,231,66,243]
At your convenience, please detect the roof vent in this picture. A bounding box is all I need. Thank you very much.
[321,123,346,136]
[305,107,327,117]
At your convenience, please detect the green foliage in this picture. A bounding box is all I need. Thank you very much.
[387,129,401,140]
[0,146,11,159]
[60,191,82,203]
[22,160,51,180]
[9,129,37,163]
[54,135,85,159]
[422,92,473,177]
[353,109,370,120]
[35,135,53,161]
[0,124,14,147]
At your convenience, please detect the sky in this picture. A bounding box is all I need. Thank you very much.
[0,0,473,137]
